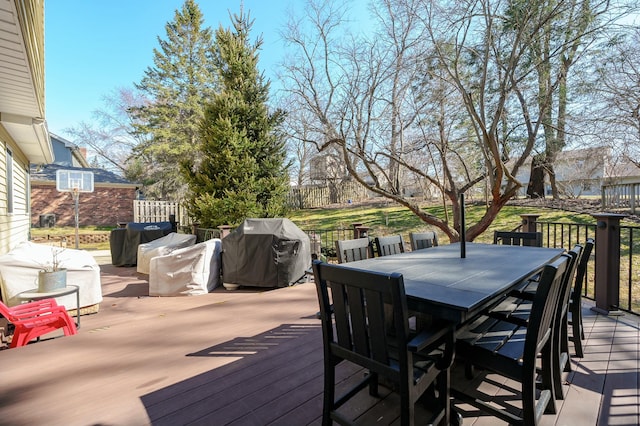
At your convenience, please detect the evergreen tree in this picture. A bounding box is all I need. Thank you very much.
[131,0,217,200]
[182,11,289,227]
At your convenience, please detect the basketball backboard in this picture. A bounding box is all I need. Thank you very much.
[56,169,94,193]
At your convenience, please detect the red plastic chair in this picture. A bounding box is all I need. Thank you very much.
[1,299,77,348]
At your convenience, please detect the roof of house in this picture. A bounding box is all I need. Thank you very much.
[30,163,137,187]
[0,1,51,163]
[50,133,90,168]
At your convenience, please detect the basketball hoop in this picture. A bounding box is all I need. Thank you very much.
[55,170,95,249]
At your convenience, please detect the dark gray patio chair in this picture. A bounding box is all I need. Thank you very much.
[452,254,570,425]
[490,244,582,401]
[493,230,543,247]
[510,240,593,358]
[409,231,439,251]
[335,238,374,263]
[374,234,405,257]
[569,238,594,357]
[312,259,455,426]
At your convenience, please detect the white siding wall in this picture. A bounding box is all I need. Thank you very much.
[0,137,31,254]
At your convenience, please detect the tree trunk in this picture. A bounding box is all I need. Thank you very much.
[526,154,546,198]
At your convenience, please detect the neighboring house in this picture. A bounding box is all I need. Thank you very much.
[31,153,139,227]
[511,146,609,197]
[0,1,50,254]
[30,134,139,227]
[49,132,90,168]
[603,156,640,186]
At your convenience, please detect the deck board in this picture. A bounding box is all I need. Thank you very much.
[0,259,638,425]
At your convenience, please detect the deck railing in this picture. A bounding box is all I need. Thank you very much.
[193,215,640,316]
[602,182,640,213]
[533,220,598,300]
[529,214,639,316]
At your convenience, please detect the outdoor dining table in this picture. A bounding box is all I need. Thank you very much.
[339,242,565,324]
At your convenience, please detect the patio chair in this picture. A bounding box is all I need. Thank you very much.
[1,298,77,348]
[493,230,543,247]
[409,231,439,251]
[334,238,373,263]
[508,240,593,358]
[312,259,455,426]
[489,245,582,400]
[452,254,570,425]
[567,238,594,358]
[374,234,406,257]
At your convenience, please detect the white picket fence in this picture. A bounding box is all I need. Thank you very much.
[133,200,189,226]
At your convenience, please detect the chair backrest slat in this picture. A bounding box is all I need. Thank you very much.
[375,235,405,257]
[493,231,543,247]
[0,301,13,320]
[557,245,582,320]
[335,238,373,263]
[409,231,439,251]
[525,255,569,358]
[573,238,594,299]
[313,261,409,372]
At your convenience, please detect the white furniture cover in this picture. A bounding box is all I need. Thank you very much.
[149,238,222,296]
[0,241,103,309]
[136,232,197,274]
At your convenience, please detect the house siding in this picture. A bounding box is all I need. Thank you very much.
[31,183,136,227]
[0,137,31,254]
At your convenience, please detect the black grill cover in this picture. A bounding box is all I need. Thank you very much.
[222,218,311,288]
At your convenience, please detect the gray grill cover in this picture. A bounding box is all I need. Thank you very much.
[222,218,311,288]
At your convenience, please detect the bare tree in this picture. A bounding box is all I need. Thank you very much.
[520,0,615,199]
[588,25,640,170]
[65,87,146,179]
[282,0,615,241]
[279,96,317,186]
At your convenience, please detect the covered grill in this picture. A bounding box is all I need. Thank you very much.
[222,218,311,288]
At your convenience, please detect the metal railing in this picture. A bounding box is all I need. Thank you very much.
[536,219,640,315]
[303,228,358,260]
[535,221,597,300]
[190,217,640,316]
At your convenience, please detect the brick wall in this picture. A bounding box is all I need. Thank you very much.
[31,185,136,227]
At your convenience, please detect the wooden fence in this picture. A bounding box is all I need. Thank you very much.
[285,182,369,209]
[602,183,640,213]
[134,183,368,226]
[133,200,189,225]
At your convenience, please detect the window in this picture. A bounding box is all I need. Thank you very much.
[6,148,13,214]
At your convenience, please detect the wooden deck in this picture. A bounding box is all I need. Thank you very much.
[0,254,638,425]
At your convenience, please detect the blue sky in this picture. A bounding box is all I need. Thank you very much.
[44,0,320,137]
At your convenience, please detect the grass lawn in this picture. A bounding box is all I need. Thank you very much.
[288,202,597,244]
[25,200,607,249]
[30,225,114,250]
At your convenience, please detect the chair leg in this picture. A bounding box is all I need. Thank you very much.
[572,321,584,358]
[438,368,451,425]
[541,342,557,413]
[399,384,414,426]
[570,306,585,358]
[522,363,540,425]
[368,372,379,397]
[561,316,572,373]
[323,365,335,426]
